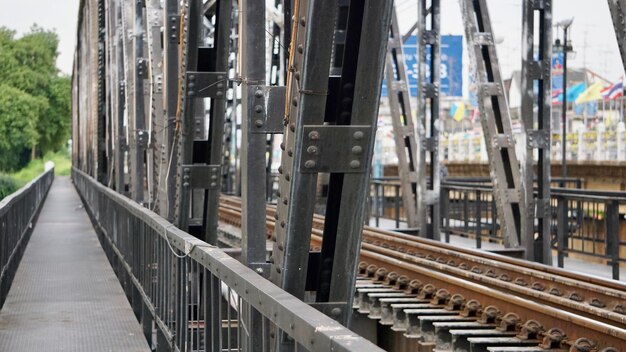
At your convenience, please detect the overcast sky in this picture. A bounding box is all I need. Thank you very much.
[0,0,623,84]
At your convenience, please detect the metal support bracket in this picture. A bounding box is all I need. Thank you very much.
[186,71,227,98]
[182,164,221,189]
[250,85,286,134]
[527,129,550,149]
[493,134,513,149]
[473,32,494,46]
[299,125,372,174]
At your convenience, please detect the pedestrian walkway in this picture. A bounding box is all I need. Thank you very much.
[0,177,150,351]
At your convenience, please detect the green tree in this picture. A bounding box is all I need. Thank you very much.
[0,25,70,171]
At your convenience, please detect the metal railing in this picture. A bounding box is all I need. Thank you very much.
[369,177,625,280]
[72,168,381,352]
[0,168,54,308]
[440,180,625,280]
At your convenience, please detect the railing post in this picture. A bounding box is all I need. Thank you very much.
[441,185,450,243]
[463,191,469,236]
[394,184,400,228]
[476,190,482,249]
[605,200,620,280]
[557,195,569,268]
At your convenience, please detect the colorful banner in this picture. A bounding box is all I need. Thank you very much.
[382,35,463,98]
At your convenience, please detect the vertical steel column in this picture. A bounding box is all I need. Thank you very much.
[147,0,165,210]
[97,0,108,185]
[202,0,232,244]
[157,0,180,221]
[459,0,524,248]
[417,0,441,239]
[127,0,148,203]
[521,0,552,264]
[271,0,392,329]
[239,2,268,349]
[269,0,338,322]
[385,9,420,228]
[239,0,267,268]
[107,0,126,193]
[608,0,626,73]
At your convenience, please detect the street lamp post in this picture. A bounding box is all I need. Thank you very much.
[555,18,574,182]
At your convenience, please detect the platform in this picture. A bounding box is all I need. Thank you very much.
[0,177,150,351]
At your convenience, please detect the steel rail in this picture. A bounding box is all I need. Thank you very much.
[216,196,626,350]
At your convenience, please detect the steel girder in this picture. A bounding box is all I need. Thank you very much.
[459,0,525,249]
[609,0,626,73]
[270,1,393,339]
[521,0,553,264]
[416,0,442,239]
[385,9,420,229]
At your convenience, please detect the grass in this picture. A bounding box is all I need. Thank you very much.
[10,150,71,187]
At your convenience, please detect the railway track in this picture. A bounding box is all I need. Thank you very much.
[218,196,626,351]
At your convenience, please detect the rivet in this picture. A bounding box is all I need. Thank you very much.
[331,307,342,316]
[278,166,283,174]
[255,119,264,127]
[216,91,223,97]
[297,44,303,53]
[308,131,320,140]
[183,182,190,187]
[292,97,298,106]
[289,123,295,132]
[351,146,363,155]
[350,160,361,169]
[287,149,293,157]
[210,182,217,187]
[304,160,316,169]
[283,197,288,205]
[255,267,264,274]
[294,72,300,80]
[353,131,364,140]
[255,90,263,98]
[278,243,284,251]
[300,17,306,26]
[280,142,286,150]
[285,173,290,181]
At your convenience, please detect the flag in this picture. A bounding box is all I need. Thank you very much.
[551,82,586,104]
[602,78,623,100]
[575,82,606,104]
[450,102,465,122]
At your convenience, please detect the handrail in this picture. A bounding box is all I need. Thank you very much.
[72,167,381,351]
[0,168,54,308]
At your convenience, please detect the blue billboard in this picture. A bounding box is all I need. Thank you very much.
[382,35,463,98]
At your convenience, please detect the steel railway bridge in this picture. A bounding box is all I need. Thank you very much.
[1,0,626,351]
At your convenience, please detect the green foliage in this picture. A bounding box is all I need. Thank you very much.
[11,150,71,187]
[0,25,71,171]
[0,173,18,201]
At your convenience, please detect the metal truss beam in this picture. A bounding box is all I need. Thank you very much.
[459,0,525,248]
[521,0,552,264]
[270,0,393,336]
[385,9,419,228]
[417,0,441,239]
[609,0,626,73]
